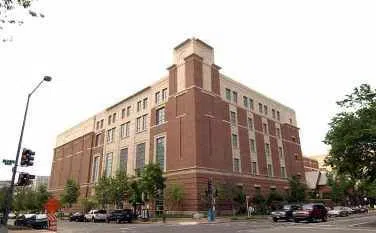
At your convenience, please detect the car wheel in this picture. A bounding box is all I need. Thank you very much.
[322,215,328,222]
[294,218,300,223]
[272,217,278,222]
[92,217,95,223]
[116,219,121,224]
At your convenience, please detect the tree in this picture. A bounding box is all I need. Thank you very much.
[287,176,306,203]
[252,190,267,215]
[0,187,7,213]
[324,84,376,183]
[326,172,353,205]
[60,179,80,208]
[80,197,97,213]
[109,170,130,209]
[165,183,184,211]
[94,176,111,209]
[35,184,51,211]
[140,163,166,203]
[216,182,246,215]
[128,180,142,214]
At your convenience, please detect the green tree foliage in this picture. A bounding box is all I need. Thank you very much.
[324,84,376,183]
[326,172,353,204]
[165,183,184,210]
[252,190,267,215]
[128,180,142,210]
[287,176,306,203]
[60,179,80,208]
[94,176,111,209]
[109,170,129,209]
[11,185,51,212]
[35,184,51,211]
[80,197,97,213]
[216,182,246,215]
[140,163,166,202]
[0,187,7,212]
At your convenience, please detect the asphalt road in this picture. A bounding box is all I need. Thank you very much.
[54,214,376,233]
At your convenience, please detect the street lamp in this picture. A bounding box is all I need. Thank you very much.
[1,76,52,227]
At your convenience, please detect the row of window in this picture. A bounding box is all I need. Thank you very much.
[225,88,282,121]
[155,88,168,105]
[232,136,285,159]
[233,159,287,178]
[92,137,166,181]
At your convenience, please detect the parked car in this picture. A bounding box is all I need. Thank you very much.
[106,209,133,224]
[69,212,85,222]
[351,206,369,214]
[328,206,351,217]
[14,214,48,229]
[85,210,107,222]
[293,203,328,223]
[8,212,17,219]
[271,204,301,222]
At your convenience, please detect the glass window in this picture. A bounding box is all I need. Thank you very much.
[122,108,125,119]
[263,123,268,134]
[251,162,257,175]
[143,98,148,110]
[232,91,238,103]
[234,158,240,172]
[136,117,141,132]
[272,109,276,119]
[156,107,165,125]
[108,115,112,125]
[113,113,116,123]
[156,137,165,171]
[267,164,273,177]
[162,88,168,101]
[125,121,130,137]
[92,157,99,182]
[232,134,238,148]
[243,96,248,108]
[107,128,115,143]
[95,133,101,146]
[225,88,231,101]
[137,101,141,112]
[230,111,236,125]
[265,143,270,157]
[276,128,281,138]
[96,121,100,130]
[127,106,131,116]
[248,118,253,130]
[278,147,283,159]
[105,152,113,177]
[258,103,263,113]
[119,148,128,172]
[120,124,125,138]
[249,98,254,110]
[155,91,161,104]
[277,111,280,121]
[250,139,256,152]
[264,105,268,115]
[281,166,286,178]
[142,114,147,130]
[100,119,104,128]
[135,143,145,176]
[289,118,293,124]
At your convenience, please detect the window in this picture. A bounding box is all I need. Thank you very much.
[137,101,142,112]
[289,118,293,124]
[127,106,131,116]
[108,115,112,125]
[248,118,253,130]
[258,103,263,113]
[232,91,238,103]
[251,162,257,175]
[122,108,125,119]
[276,128,281,138]
[243,96,248,108]
[264,105,268,115]
[263,123,268,134]
[120,124,126,138]
[250,139,256,152]
[96,121,100,130]
[225,88,231,101]
[142,114,147,131]
[267,164,273,177]
[277,111,280,121]
[136,117,142,132]
[105,152,113,177]
[100,119,104,128]
[92,157,99,182]
[234,158,240,172]
[249,98,254,110]
[265,143,270,157]
[162,88,168,101]
[155,91,161,105]
[95,133,101,146]
[113,113,116,123]
[272,109,276,119]
[281,166,286,178]
[156,107,165,125]
[135,143,145,176]
[278,147,283,159]
[156,136,165,171]
[125,121,130,137]
[292,136,297,142]
[119,148,128,172]
[107,128,115,143]
[143,98,148,110]
[230,111,236,125]
[232,134,238,148]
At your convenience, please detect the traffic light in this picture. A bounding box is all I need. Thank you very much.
[16,172,35,186]
[20,148,35,167]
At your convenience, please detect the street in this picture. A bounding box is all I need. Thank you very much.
[46,214,376,233]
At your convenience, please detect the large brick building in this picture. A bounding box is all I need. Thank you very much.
[48,38,305,212]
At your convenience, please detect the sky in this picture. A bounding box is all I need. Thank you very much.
[0,0,375,181]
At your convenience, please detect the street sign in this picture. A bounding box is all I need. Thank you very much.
[47,213,57,232]
[2,159,15,165]
[44,198,61,214]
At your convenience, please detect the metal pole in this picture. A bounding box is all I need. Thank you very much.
[2,93,31,226]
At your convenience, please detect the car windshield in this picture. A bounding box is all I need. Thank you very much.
[302,204,313,210]
[333,206,343,210]
[97,210,106,214]
[111,210,122,214]
[283,205,291,210]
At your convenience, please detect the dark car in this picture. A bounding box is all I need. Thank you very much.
[69,212,85,222]
[14,214,48,229]
[293,203,328,223]
[271,204,301,222]
[351,206,369,214]
[106,209,133,224]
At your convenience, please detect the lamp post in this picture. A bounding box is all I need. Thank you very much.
[1,76,52,227]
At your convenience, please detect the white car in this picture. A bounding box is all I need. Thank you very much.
[328,206,351,217]
[85,210,107,222]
